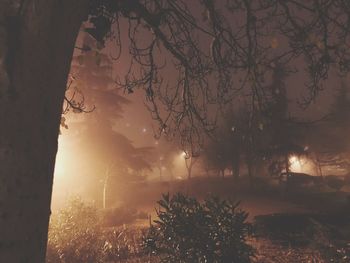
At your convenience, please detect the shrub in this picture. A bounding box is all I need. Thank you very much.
[47,197,103,263]
[46,197,149,263]
[144,193,254,263]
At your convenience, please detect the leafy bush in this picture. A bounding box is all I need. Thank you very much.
[321,242,350,263]
[47,197,103,263]
[47,197,146,263]
[144,193,254,263]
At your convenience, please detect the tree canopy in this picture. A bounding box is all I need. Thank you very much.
[84,0,350,154]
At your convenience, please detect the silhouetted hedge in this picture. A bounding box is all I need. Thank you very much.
[144,193,254,263]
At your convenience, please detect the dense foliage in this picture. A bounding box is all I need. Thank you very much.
[46,197,146,263]
[45,193,349,263]
[144,193,254,263]
[47,197,102,263]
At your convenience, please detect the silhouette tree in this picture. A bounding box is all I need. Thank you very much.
[63,34,154,205]
[261,64,307,177]
[184,153,199,180]
[203,107,249,179]
[203,105,268,183]
[151,140,178,181]
[307,80,350,174]
[203,139,230,178]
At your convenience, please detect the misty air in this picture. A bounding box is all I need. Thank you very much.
[0,1,350,262]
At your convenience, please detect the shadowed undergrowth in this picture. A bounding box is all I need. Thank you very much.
[46,195,350,263]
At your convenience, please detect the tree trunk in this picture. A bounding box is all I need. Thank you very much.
[231,156,240,179]
[247,159,254,187]
[0,1,88,262]
[245,150,255,187]
[185,158,192,179]
[284,154,290,191]
[316,155,323,177]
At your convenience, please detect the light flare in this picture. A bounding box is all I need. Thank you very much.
[54,134,72,177]
[289,155,302,172]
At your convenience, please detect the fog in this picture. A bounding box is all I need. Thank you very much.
[46,4,350,261]
[51,32,350,214]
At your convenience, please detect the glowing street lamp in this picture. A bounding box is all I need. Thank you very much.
[289,155,302,172]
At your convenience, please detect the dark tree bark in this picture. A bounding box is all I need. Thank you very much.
[0,1,88,262]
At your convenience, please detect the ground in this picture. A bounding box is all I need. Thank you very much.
[48,176,350,262]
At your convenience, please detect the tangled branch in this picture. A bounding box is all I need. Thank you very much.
[85,0,350,154]
[62,79,96,114]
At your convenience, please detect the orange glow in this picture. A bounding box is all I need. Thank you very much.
[289,155,316,175]
[289,155,302,172]
[54,133,74,178]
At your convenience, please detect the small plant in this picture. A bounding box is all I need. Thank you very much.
[144,193,254,263]
[47,197,103,263]
[46,197,149,263]
[321,242,350,263]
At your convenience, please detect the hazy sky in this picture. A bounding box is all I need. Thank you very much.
[51,2,350,212]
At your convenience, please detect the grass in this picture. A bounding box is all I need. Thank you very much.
[47,177,350,262]
[47,224,349,263]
